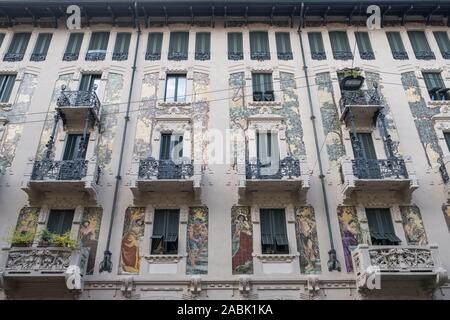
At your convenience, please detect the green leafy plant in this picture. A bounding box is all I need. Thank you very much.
[50,231,79,249]
[8,229,35,247]
[39,228,53,245]
[342,68,362,78]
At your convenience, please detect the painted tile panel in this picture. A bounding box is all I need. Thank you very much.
[231,206,253,275]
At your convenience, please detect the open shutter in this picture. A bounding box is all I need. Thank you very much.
[272,210,288,248]
[260,210,274,249]
[164,210,179,253]
[159,133,172,160]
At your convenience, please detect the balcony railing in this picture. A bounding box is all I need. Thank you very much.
[30,53,47,62]
[253,91,275,102]
[145,52,161,60]
[414,50,436,60]
[333,51,353,60]
[250,51,271,61]
[392,51,409,60]
[168,51,188,61]
[138,158,194,180]
[351,158,408,180]
[246,157,301,180]
[277,52,293,60]
[311,51,326,60]
[195,52,210,61]
[340,89,381,111]
[85,51,106,61]
[112,52,128,61]
[360,51,375,60]
[3,53,24,62]
[31,159,89,181]
[228,52,243,60]
[57,89,100,114]
[62,53,79,61]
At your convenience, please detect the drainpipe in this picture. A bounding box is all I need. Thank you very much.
[99,2,141,273]
[298,2,341,272]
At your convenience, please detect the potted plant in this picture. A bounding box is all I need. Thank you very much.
[8,229,35,247]
[38,228,53,247]
[51,231,79,249]
[341,68,365,91]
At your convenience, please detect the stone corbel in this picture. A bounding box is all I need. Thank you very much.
[120,276,134,298]
[189,275,202,295]
[306,275,320,294]
[238,275,251,296]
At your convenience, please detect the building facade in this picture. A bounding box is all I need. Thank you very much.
[0,0,450,300]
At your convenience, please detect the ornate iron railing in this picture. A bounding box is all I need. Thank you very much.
[138,157,194,180]
[228,52,243,60]
[333,51,353,60]
[250,51,271,61]
[392,51,409,60]
[442,51,450,60]
[31,159,88,181]
[56,89,100,114]
[145,52,161,60]
[112,52,128,61]
[85,51,106,61]
[277,52,293,60]
[360,51,375,60]
[168,51,188,61]
[195,52,210,61]
[439,161,449,183]
[30,53,47,62]
[311,51,326,60]
[246,156,301,180]
[351,158,408,180]
[3,53,24,62]
[414,50,436,60]
[339,89,382,113]
[63,53,79,61]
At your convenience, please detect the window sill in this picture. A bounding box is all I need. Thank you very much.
[157,101,192,108]
[254,253,298,262]
[144,254,185,263]
[428,100,450,107]
[247,101,282,109]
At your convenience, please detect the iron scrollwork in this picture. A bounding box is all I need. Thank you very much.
[31,159,88,181]
[138,157,194,180]
[333,51,353,60]
[250,51,271,61]
[351,158,408,180]
[30,53,47,62]
[145,52,161,60]
[3,53,24,62]
[414,51,436,60]
[168,51,188,61]
[246,156,301,180]
[63,53,79,61]
[228,52,243,60]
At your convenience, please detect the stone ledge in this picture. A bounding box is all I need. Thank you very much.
[144,254,185,264]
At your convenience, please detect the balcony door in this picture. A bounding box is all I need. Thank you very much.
[63,134,89,160]
[47,210,75,235]
[79,74,101,92]
[366,208,401,245]
[351,132,381,179]
[257,131,280,176]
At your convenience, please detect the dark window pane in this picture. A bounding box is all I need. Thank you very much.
[408,31,435,60]
[63,134,89,160]
[386,32,408,60]
[168,32,189,60]
[308,32,326,60]
[275,32,292,60]
[355,32,374,59]
[79,74,101,92]
[228,32,243,60]
[47,210,75,235]
[165,74,186,102]
[329,31,352,60]
[195,32,210,60]
[113,32,131,60]
[65,33,83,54]
[250,31,270,60]
[32,33,52,60]
[433,31,450,59]
[0,33,5,48]
[7,33,31,54]
[0,74,16,102]
[252,73,273,101]
[146,32,163,60]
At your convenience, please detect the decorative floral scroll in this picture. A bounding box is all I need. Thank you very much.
[295,206,321,274]
[186,207,208,275]
[231,206,253,274]
[400,206,428,245]
[337,206,363,272]
[119,207,145,274]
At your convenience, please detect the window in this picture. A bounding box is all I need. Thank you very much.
[0,74,16,103]
[228,32,243,60]
[257,131,280,176]
[63,33,83,61]
[113,32,131,61]
[79,74,101,92]
[159,133,183,161]
[63,134,89,160]
[351,133,377,159]
[355,32,374,60]
[47,210,75,235]
[444,132,450,152]
[146,32,163,60]
[308,32,326,60]
[86,32,109,61]
[422,72,449,101]
[165,74,186,102]
[249,31,270,60]
[433,31,450,60]
[30,33,52,62]
[168,32,189,60]
[275,32,292,60]
[329,31,352,60]
[0,33,5,48]
[351,132,382,179]
[408,31,435,60]
[260,209,289,254]
[252,73,273,101]
[151,209,180,254]
[366,208,401,245]
[386,32,408,60]
[4,32,31,61]
[195,32,210,60]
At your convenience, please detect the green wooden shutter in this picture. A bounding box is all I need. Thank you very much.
[272,209,288,248]
[0,75,16,102]
[165,210,179,241]
[160,133,172,160]
[366,208,400,244]
[260,210,274,248]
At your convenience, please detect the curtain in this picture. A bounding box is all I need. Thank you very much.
[275,32,291,54]
[423,72,445,90]
[114,33,131,54]
[169,32,189,54]
[308,32,325,53]
[355,32,373,53]
[195,32,210,54]
[228,32,243,53]
[250,31,269,53]
[386,32,405,52]
[434,31,450,53]
[147,32,163,54]
[47,210,75,235]
[329,31,350,52]
[33,33,52,55]
[8,33,31,54]
[408,31,431,52]
[89,32,109,52]
[66,33,83,54]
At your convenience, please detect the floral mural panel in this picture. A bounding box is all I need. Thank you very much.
[442,205,450,234]
[119,207,145,274]
[79,207,103,275]
[13,207,40,243]
[231,206,253,274]
[192,72,210,165]
[186,206,208,275]
[295,206,321,274]
[337,206,363,273]
[400,206,428,245]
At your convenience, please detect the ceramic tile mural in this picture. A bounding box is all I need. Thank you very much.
[400,206,428,245]
[79,207,103,275]
[119,207,145,274]
[36,73,73,159]
[186,206,208,275]
[192,72,211,165]
[0,73,38,169]
[315,72,345,166]
[13,207,40,243]
[96,73,124,171]
[295,206,321,274]
[442,205,450,234]
[228,71,306,159]
[231,206,253,274]
[337,206,363,273]
[401,72,442,168]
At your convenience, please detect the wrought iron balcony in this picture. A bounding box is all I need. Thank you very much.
[30,53,47,62]
[246,157,300,180]
[277,52,293,60]
[359,51,375,60]
[31,159,88,181]
[168,51,188,61]
[339,156,418,202]
[352,244,448,291]
[228,52,243,60]
[311,51,326,60]
[1,247,90,293]
[85,51,106,61]
[145,52,161,60]
[138,158,193,180]
[253,91,275,102]
[414,50,436,60]
[250,51,271,61]
[392,51,409,60]
[195,52,210,61]
[333,51,353,60]
[62,53,79,61]
[3,53,24,62]
[339,89,383,126]
[112,52,128,61]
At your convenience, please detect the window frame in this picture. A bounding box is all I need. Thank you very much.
[112,32,131,61]
[146,32,163,60]
[31,33,52,62]
[151,209,180,255]
[227,32,243,60]
[407,30,435,60]
[275,32,293,60]
[4,32,31,61]
[164,74,187,103]
[308,32,326,60]
[329,31,353,60]
[195,32,211,61]
[168,31,189,61]
[46,209,75,236]
[249,31,271,60]
[251,72,274,102]
[260,209,289,255]
[63,33,84,61]
[386,31,408,60]
[0,74,16,103]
